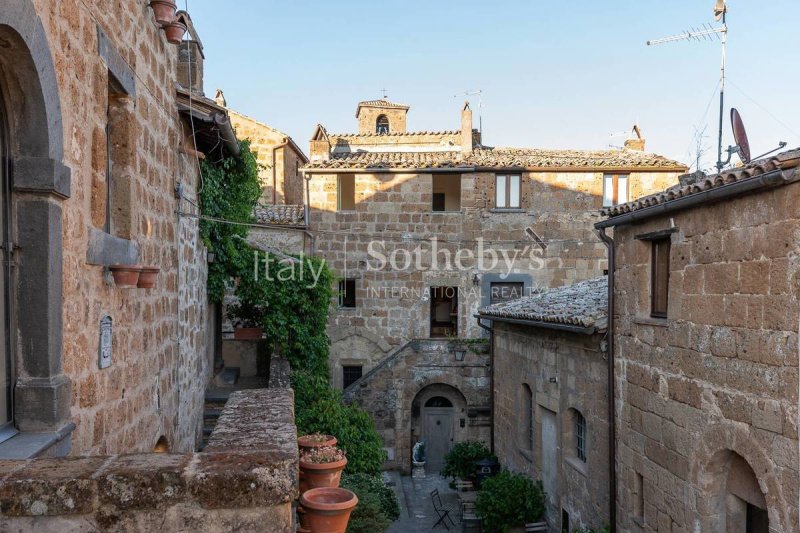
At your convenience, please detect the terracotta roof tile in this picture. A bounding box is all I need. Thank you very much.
[330,130,460,139]
[305,147,686,171]
[356,99,410,109]
[479,277,608,331]
[254,204,306,226]
[602,148,800,218]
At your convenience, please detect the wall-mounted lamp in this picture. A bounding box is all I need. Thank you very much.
[454,349,466,362]
[472,273,480,286]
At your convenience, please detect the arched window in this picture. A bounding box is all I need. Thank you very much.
[376,114,389,134]
[574,410,586,462]
[425,396,453,408]
[522,384,533,451]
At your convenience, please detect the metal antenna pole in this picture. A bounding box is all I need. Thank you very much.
[715,11,727,170]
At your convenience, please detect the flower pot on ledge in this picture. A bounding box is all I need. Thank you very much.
[109,265,142,289]
[299,446,347,493]
[149,0,177,25]
[300,487,358,533]
[298,434,337,451]
[163,20,187,45]
[137,266,160,289]
[233,327,263,340]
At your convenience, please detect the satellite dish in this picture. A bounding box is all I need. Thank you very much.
[714,0,727,21]
[730,108,751,164]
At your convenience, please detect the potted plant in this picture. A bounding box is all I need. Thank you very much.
[163,20,187,45]
[300,487,358,533]
[148,0,177,25]
[441,440,493,485]
[227,301,265,340]
[475,471,545,533]
[299,445,348,493]
[137,266,160,289]
[109,265,142,289]
[299,433,337,451]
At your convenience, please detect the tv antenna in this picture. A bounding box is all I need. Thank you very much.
[647,0,728,171]
[454,89,483,134]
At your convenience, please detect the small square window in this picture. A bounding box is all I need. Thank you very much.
[338,175,355,211]
[603,174,629,207]
[496,174,521,208]
[342,365,363,388]
[650,238,670,318]
[339,279,356,308]
[490,282,524,304]
[432,175,461,211]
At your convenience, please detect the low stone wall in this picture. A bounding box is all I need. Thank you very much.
[0,389,298,532]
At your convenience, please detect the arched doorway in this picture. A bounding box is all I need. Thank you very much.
[411,384,468,473]
[700,450,769,532]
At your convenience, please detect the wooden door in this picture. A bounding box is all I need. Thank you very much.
[541,409,558,511]
[423,407,454,473]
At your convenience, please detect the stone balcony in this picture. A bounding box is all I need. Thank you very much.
[0,389,298,532]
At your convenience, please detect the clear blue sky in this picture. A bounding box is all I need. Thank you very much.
[185,0,800,170]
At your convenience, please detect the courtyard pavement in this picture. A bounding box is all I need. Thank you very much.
[386,470,465,533]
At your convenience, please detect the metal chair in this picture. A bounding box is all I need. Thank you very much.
[431,489,457,530]
[460,501,482,533]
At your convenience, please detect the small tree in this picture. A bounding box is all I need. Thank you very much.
[440,441,494,481]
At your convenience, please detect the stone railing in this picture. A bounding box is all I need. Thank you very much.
[0,389,298,532]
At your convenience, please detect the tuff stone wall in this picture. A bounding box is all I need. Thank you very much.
[492,322,609,530]
[308,170,678,387]
[343,339,491,472]
[612,182,800,531]
[229,110,306,205]
[13,0,210,455]
[0,388,298,532]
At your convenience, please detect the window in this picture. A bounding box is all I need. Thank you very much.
[575,410,586,462]
[376,114,389,134]
[101,76,135,237]
[432,175,461,212]
[430,286,458,337]
[495,174,521,208]
[522,384,533,451]
[561,509,570,533]
[338,175,355,211]
[338,279,356,308]
[634,472,644,522]
[650,238,671,318]
[342,365,363,388]
[602,174,629,207]
[490,282,524,304]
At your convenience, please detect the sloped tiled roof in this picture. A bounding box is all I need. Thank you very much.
[254,204,306,226]
[602,148,800,218]
[305,147,686,171]
[330,130,460,139]
[357,99,410,109]
[479,277,608,331]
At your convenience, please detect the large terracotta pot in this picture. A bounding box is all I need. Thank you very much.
[297,505,310,529]
[163,20,186,44]
[137,266,160,289]
[300,487,358,533]
[299,457,347,493]
[233,327,263,340]
[298,434,337,451]
[109,265,142,289]
[149,0,177,25]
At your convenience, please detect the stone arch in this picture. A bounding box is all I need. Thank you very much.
[410,383,469,472]
[690,422,789,531]
[153,435,170,453]
[328,326,391,389]
[0,1,71,436]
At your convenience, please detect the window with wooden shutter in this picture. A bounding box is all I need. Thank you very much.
[651,238,671,318]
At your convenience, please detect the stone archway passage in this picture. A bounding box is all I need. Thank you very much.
[411,384,468,474]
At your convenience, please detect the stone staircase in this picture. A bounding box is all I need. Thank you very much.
[201,391,229,450]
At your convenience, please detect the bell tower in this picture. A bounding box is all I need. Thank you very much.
[355,99,410,135]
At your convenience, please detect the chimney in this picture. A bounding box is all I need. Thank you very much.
[176,12,205,94]
[310,124,331,162]
[624,124,646,151]
[460,101,473,154]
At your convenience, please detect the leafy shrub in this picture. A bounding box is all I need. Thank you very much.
[573,527,611,533]
[341,473,400,523]
[475,471,545,533]
[441,441,494,480]
[292,370,387,475]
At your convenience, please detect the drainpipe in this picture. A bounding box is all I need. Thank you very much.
[476,316,494,454]
[271,137,289,205]
[596,227,616,532]
[302,169,315,256]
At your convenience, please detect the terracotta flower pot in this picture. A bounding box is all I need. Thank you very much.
[149,0,177,25]
[109,265,142,289]
[297,505,310,529]
[163,20,186,45]
[298,434,337,451]
[233,327,263,340]
[299,456,347,493]
[300,487,358,533]
[137,266,160,289]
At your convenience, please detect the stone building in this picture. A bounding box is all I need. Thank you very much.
[597,149,800,531]
[303,98,685,470]
[0,0,224,460]
[479,277,610,531]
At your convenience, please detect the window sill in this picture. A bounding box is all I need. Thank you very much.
[490,208,524,213]
[86,226,138,266]
[430,210,462,214]
[634,316,669,328]
[336,210,357,214]
[337,306,358,311]
[565,456,588,477]
[0,422,75,459]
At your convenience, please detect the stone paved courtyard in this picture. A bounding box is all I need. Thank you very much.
[386,471,465,533]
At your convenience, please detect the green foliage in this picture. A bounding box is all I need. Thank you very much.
[292,370,387,476]
[441,441,494,480]
[573,527,611,533]
[199,140,261,303]
[341,474,400,520]
[235,254,332,376]
[475,471,545,533]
